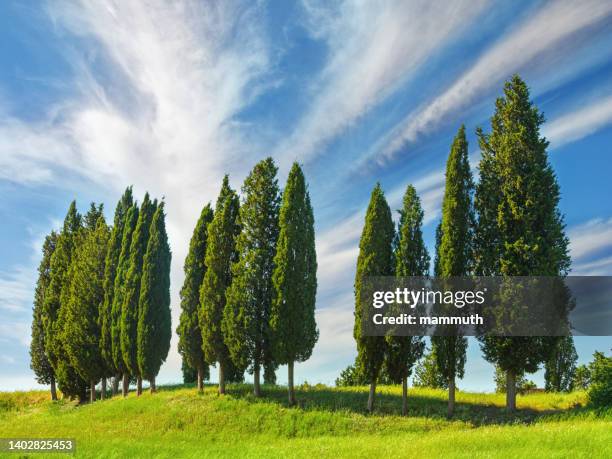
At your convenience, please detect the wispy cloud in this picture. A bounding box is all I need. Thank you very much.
[568,217,612,262]
[273,0,488,168]
[377,0,612,163]
[544,94,612,148]
[0,267,36,314]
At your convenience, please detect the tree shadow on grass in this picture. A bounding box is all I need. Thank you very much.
[203,383,590,427]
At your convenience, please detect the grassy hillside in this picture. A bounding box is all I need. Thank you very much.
[1,384,610,458]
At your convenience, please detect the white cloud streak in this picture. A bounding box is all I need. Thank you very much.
[544,94,612,148]
[273,0,488,168]
[378,0,612,162]
[568,218,612,262]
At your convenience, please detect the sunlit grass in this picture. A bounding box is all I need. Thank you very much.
[0,384,609,458]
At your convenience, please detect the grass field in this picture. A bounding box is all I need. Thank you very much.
[1,383,610,458]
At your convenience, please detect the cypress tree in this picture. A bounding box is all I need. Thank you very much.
[224,158,281,397]
[43,201,88,401]
[386,185,428,415]
[431,125,473,417]
[178,203,214,392]
[544,336,578,392]
[30,231,59,400]
[354,183,395,413]
[270,163,318,405]
[475,75,570,411]
[121,193,156,395]
[63,216,110,402]
[112,203,139,396]
[101,187,133,396]
[200,177,241,394]
[137,202,172,393]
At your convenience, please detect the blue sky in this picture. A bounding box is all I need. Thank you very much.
[1,0,612,391]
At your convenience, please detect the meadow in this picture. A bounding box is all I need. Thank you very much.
[1,383,610,458]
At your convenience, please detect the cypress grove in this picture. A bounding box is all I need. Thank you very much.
[354,184,395,413]
[43,201,88,402]
[385,185,428,416]
[137,202,172,393]
[178,203,214,392]
[100,187,134,396]
[200,177,241,395]
[112,203,139,396]
[63,215,110,402]
[30,231,59,400]
[475,75,571,411]
[121,193,157,396]
[224,158,281,397]
[270,162,318,406]
[431,125,474,417]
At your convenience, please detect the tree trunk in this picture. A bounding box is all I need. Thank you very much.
[506,370,517,412]
[367,379,377,413]
[448,378,455,417]
[150,376,156,394]
[90,381,96,403]
[122,373,129,397]
[136,376,142,396]
[101,378,106,400]
[50,377,57,401]
[218,362,226,395]
[197,365,203,393]
[288,361,296,406]
[253,364,261,397]
[402,376,408,416]
[112,375,119,396]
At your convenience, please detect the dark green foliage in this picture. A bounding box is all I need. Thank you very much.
[200,177,241,388]
[544,336,578,392]
[63,216,110,385]
[111,204,139,375]
[270,164,318,362]
[101,187,133,378]
[572,364,591,391]
[431,125,473,406]
[121,194,156,376]
[177,204,214,382]
[335,363,394,387]
[30,231,58,386]
[385,185,427,390]
[494,367,537,394]
[182,359,197,384]
[137,203,172,381]
[43,201,88,400]
[224,159,281,389]
[413,348,448,389]
[587,350,612,407]
[353,184,394,383]
[475,76,570,408]
[83,203,104,231]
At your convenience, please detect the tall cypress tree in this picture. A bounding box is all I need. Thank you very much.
[63,216,110,402]
[112,203,139,396]
[431,125,473,417]
[178,203,213,392]
[354,184,395,413]
[121,193,156,395]
[100,187,133,395]
[137,202,172,393]
[475,75,570,411]
[544,336,578,392]
[43,201,88,401]
[270,163,318,405]
[200,177,241,394]
[386,185,428,415]
[30,231,59,400]
[224,158,281,397]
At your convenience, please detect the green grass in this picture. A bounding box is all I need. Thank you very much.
[0,384,610,458]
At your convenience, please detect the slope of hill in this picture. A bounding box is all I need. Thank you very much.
[1,384,610,458]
